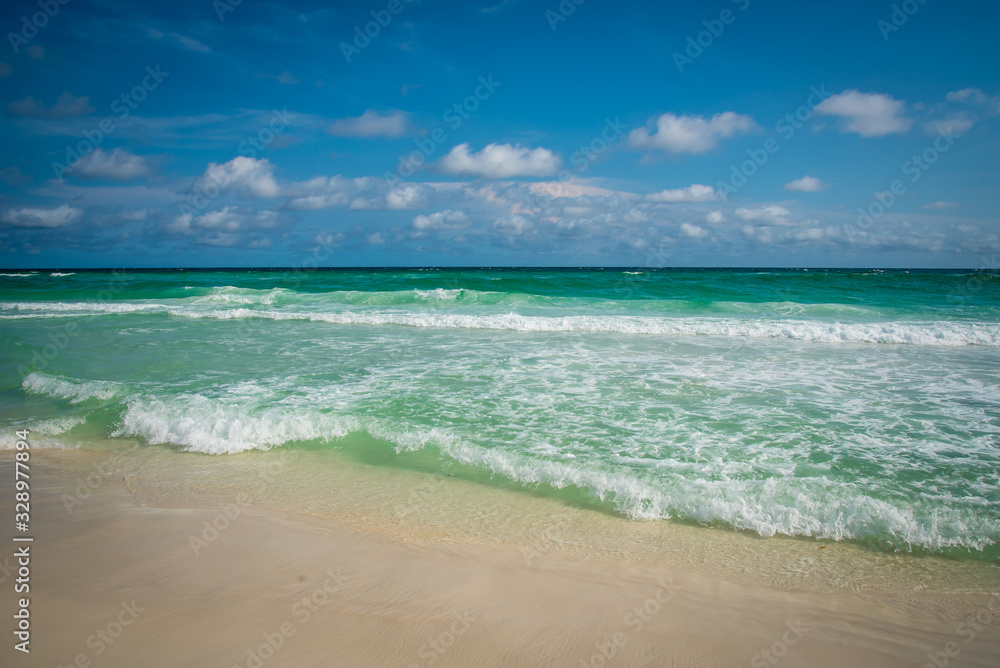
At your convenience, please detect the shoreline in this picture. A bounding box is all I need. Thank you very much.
[3,448,1000,666]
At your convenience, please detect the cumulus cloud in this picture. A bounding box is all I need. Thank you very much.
[1,204,82,228]
[69,148,150,181]
[645,184,719,203]
[527,181,623,199]
[705,210,725,224]
[922,201,959,210]
[167,207,281,237]
[439,143,561,178]
[814,90,912,137]
[784,176,828,192]
[679,223,708,238]
[492,214,534,235]
[742,225,825,245]
[628,112,756,154]
[285,176,375,210]
[735,205,792,225]
[197,157,279,197]
[7,92,94,119]
[413,210,469,230]
[924,115,975,136]
[327,110,412,138]
[945,88,999,109]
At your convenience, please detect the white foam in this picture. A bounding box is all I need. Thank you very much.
[414,288,462,300]
[0,301,161,313]
[21,368,999,552]
[113,396,362,455]
[191,286,289,305]
[418,436,1000,552]
[174,308,1000,347]
[22,372,125,403]
[49,272,76,277]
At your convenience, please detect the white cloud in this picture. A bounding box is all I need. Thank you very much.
[922,201,960,210]
[645,184,718,203]
[1,204,82,228]
[924,115,975,136]
[327,110,412,138]
[367,231,387,245]
[285,176,371,210]
[384,184,430,210]
[623,209,648,223]
[7,92,94,119]
[492,214,534,235]
[946,88,992,105]
[705,210,725,224]
[167,207,280,235]
[679,223,708,238]
[527,181,624,199]
[784,176,828,192]
[197,157,279,197]
[440,143,561,178]
[69,148,150,181]
[413,210,469,230]
[628,112,756,154]
[735,205,792,225]
[814,90,912,137]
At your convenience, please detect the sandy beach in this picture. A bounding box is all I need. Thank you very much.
[3,447,999,668]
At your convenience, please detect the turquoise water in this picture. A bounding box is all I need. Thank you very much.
[2,268,999,558]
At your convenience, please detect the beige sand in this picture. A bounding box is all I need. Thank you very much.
[2,450,1000,668]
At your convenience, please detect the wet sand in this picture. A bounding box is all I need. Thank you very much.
[2,449,999,668]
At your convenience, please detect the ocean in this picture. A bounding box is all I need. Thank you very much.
[2,268,999,562]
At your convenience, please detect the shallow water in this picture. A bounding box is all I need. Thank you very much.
[2,268,999,560]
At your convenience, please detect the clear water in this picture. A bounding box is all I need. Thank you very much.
[2,268,999,560]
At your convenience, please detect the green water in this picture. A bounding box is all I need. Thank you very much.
[1,268,999,559]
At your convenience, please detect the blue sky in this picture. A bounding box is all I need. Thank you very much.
[0,0,998,267]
